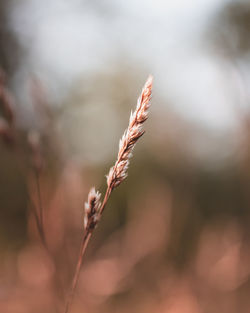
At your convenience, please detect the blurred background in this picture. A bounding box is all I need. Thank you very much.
[1,0,250,312]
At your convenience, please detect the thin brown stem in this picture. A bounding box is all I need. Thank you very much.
[64,185,112,313]
[34,169,46,246]
[99,184,112,215]
[28,195,45,244]
[64,231,91,313]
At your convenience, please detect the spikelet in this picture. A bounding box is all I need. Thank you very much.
[64,76,153,313]
[84,187,101,231]
[107,75,153,189]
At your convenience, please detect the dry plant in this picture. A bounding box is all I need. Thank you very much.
[0,69,15,144]
[0,69,46,246]
[64,75,153,313]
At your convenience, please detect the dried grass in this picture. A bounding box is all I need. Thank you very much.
[64,75,153,313]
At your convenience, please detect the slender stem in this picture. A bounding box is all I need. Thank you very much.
[99,185,112,215]
[64,185,112,313]
[34,169,46,245]
[64,232,91,313]
[28,195,45,245]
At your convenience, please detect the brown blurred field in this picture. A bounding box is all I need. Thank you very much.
[1,1,250,312]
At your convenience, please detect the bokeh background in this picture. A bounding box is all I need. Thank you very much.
[1,0,250,312]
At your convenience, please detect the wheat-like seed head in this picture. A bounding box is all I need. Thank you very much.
[107,75,153,189]
[84,187,101,231]
[65,76,153,313]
